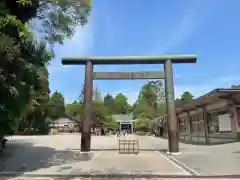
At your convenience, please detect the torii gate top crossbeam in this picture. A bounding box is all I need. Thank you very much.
[61,54,197,65]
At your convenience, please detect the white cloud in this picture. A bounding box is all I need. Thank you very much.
[101,3,115,47]
[150,0,209,55]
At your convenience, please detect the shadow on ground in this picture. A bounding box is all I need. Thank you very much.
[158,136,237,146]
[180,139,237,146]
[0,140,188,179]
[0,140,94,179]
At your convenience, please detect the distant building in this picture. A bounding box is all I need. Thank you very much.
[48,116,79,133]
[113,114,135,133]
[48,115,104,134]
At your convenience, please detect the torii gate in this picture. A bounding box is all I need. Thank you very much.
[61,55,197,153]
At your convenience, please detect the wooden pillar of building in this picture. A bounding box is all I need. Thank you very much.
[227,98,240,141]
[202,108,210,145]
[176,115,180,141]
[186,112,193,141]
[234,106,240,140]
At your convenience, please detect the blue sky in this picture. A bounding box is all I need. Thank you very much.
[48,0,240,104]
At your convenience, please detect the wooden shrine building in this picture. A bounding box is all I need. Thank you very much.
[156,88,240,144]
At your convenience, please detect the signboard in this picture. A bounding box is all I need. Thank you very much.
[92,71,165,80]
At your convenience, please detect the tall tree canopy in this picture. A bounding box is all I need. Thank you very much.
[3,0,91,44]
[231,85,240,88]
[133,80,165,120]
[48,91,65,119]
[66,88,117,130]
[175,91,194,106]
[181,91,194,103]
[103,93,115,114]
[134,118,152,132]
[114,93,131,115]
[0,39,53,135]
[0,0,91,135]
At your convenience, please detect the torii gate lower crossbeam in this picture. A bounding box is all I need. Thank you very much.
[61,55,197,153]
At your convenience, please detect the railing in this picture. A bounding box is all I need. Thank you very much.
[118,139,139,154]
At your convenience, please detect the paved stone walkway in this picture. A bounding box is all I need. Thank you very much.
[147,136,240,176]
[0,135,188,180]
[1,135,240,179]
[3,176,240,180]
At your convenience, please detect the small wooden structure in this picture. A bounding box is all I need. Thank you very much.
[118,139,139,154]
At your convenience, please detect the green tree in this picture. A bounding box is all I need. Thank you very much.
[0,0,92,136]
[4,0,91,44]
[231,85,240,88]
[133,80,165,120]
[103,93,115,114]
[66,101,83,118]
[150,80,165,106]
[132,103,155,119]
[104,115,117,131]
[135,118,151,132]
[0,39,53,135]
[65,101,83,132]
[35,0,91,44]
[175,91,194,106]
[24,67,51,133]
[137,82,157,108]
[66,96,116,130]
[181,91,194,103]
[48,91,65,119]
[114,93,131,114]
[92,101,109,120]
[156,102,166,116]
[92,101,116,130]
